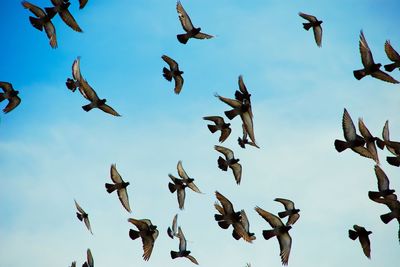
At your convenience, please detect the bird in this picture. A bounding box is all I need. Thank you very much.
[384,40,400,72]
[167,214,178,239]
[105,164,131,213]
[170,227,199,265]
[74,199,93,234]
[128,218,159,261]
[255,206,292,266]
[162,55,184,94]
[233,210,256,242]
[21,1,57,48]
[66,56,82,92]
[214,145,242,185]
[353,31,399,83]
[358,118,380,164]
[298,12,323,47]
[176,161,202,194]
[71,57,121,116]
[235,75,252,104]
[82,248,94,267]
[368,165,395,199]
[45,0,83,32]
[0,82,21,114]
[238,123,259,149]
[348,225,372,259]
[79,0,89,9]
[168,173,188,210]
[274,198,300,226]
[375,120,400,167]
[176,0,214,44]
[203,116,232,143]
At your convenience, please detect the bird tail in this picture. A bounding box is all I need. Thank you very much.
[238,137,245,148]
[214,214,224,221]
[232,230,241,240]
[76,213,83,221]
[44,7,57,19]
[353,70,366,80]
[368,191,381,199]
[375,138,385,150]
[380,212,395,224]
[82,104,93,112]
[207,124,218,133]
[217,156,228,171]
[105,183,116,193]
[387,156,400,167]
[384,63,397,72]
[224,109,240,120]
[162,67,173,81]
[29,16,44,31]
[170,250,180,259]
[334,140,349,152]
[66,78,78,91]
[218,220,230,229]
[302,23,312,31]
[129,229,140,240]
[177,33,189,44]
[168,182,177,193]
[348,229,358,240]
[262,230,276,240]
[278,211,289,218]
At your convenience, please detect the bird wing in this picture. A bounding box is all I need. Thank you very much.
[168,174,181,184]
[214,202,225,215]
[177,188,186,210]
[98,103,121,116]
[177,161,189,180]
[241,111,256,145]
[351,146,374,160]
[171,214,178,235]
[359,30,374,67]
[117,187,131,212]
[374,165,390,191]
[3,96,21,114]
[72,57,82,81]
[173,75,184,94]
[79,78,100,102]
[278,232,292,266]
[358,118,373,139]
[287,213,300,226]
[203,116,224,125]
[298,12,317,22]
[0,82,13,93]
[128,218,149,231]
[230,163,242,185]
[274,198,295,210]
[60,9,83,32]
[313,25,322,47]
[240,210,250,232]
[194,32,214,40]
[178,226,187,251]
[359,234,371,259]
[176,1,194,32]
[142,231,157,261]
[186,255,199,265]
[371,70,399,84]
[110,164,123,183]
[44,21,58,48]
[214,145,234,160]
[74,199,86,214]
[162,55,179,71]
[220,127,232,143]
[342,108,357,142]
[22,1,46,17]
[254,206,284,227]
[84,217,93,234]
[385,40,400,62]
[79,0,89,9]
[187,181,202,193]
[238,75,248,95]
[215,191,234,215]
[51,0,62,5]
[215,94,242,108]
[86,249,94,267]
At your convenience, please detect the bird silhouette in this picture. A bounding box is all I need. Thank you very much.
[0,82,21,113]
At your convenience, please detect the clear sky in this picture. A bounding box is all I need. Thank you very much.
[1,0,400,266]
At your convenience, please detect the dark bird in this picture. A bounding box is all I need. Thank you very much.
[235,75,252,104]
[82,248,93,267]
[358,118,380,164]
[376,120,400,167]
[105,164,131,213]
[0,82,21,113]
[176,0,214,44]
[128,218,158,261]
[234,210,256,242]
[348,225,372,259]
[274,198,300,226]
[298,12,323,47]
[162,55,184,94]
[384,40,400,72]
[214,145,242,185]
[74,199,93,234]
[79,0,89,9]
[167,214,178,239]
[203,116,232,143]
[170,227,199,265]
[168,174,188,210]
[353,31,399,83]
[368,165,395,199]
[255,206,292,266]
[72,57,121,116]
[238,123,259,149]
[21,1,57,48]
[176,161,202,194]
[45,0,83,32]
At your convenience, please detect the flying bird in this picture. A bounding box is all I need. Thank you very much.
[0,82,21,113]
[105,164,131,213]
[167,214,179,239]
[274,198,300,226]
[170,227,199,265]
[384,40,400,72]
[353,31,399,83]
[162,55,184,94]
[74,199,93,234]
[203,116,232,143]
[82,248,94,267]
[21,1,57,48]
[358,118,380,164]
[233,210,256,242]
[235,75,252,104]
[176,0,214,44]
[176,161,202,194]
[298,12,323,47]
[238,123,259,149]
[66,56,82,92]
[368,165,395,199]
[45,0,83,32]
[215,145,242,185]
[128,218,159,261]
[168,174,188,210]
[348,225,372,259]
[375,120,400,167]
[79,0,89,9]
[255,206,292,266]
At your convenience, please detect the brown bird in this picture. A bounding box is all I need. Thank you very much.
[176,161,202,194]
[238,123,259,149]
[74,199,93,234]
[79,0,89,9]
[235,75,252,104]
[358,118,380,164]
[128,218,158,261]
[274,198,300,226]
[298,12,323,47]
[45,0,83,32]
[384,40,400,72]
[353,31,399,83]
[105,164,131,213]
[368,165,395,199]
[234,210,256,242]
[0,82,21,113]
[215,145,242,185]
[348,225,372,259]
[176,1,214,44]
[21,1,57,48]
[168,174,188,210]
[376,120,400,167]
[255,206,292,266]
[66,56,82,92]
[162,55,184,94]
[82,248,94,267]
[170,227,199,265]
[167,214,178,239]
[203,116,232,143]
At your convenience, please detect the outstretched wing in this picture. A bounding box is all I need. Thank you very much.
[176,1,194,32]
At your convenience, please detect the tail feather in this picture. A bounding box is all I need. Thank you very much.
[218,221,230,229]
[29,17,43,31]
[387,156,400,167]
[380,212,394,224]
[278,211,289,218]
[232,230,241,240]
[129,229,140,240]
[44,7,57,19]
[217,157,228,171]
[376,138,385,150]
[353,70,366,80]
[348,229,358,240]
[224,109,240,120]
[170,251,179,259]
[105,183,116,193]
[76,213,83,221]
[162,67,172,81]
[214,214,224,221]
[177,33,189,44]
[82,104,92,112]
[384,63,397,72]
[302,23,312,31]
[334,140,349,152]
[207,124,218,133]
[168,182,177,193]
[262,230,276,240]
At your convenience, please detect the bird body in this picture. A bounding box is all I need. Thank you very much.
[298,12,323,47]
[0,82,21,113]
[348,225,372,259]
[275,198,300,226]
[128,218,158,261]
[203,116,231,143]
[105,164,131,212]
[162,55,184,94]
[74,200,93,234]
[215,145,242,184]
[384,40,400,72]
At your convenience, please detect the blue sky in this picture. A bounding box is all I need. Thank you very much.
[1,0,400,266]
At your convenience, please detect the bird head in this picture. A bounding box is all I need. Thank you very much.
[100,99,107,105]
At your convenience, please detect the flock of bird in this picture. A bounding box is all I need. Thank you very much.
[1,1,399,267]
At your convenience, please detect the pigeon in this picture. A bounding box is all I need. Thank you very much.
[0,82,21,113]
[384,40,400,72]
[128,218,158,261]
[168,174,188,210]
[79,0,89,9]
[176,161,202,194]
[170,227,199,265]
[235,75,252,104]
[214,145,242,185]
[353,31,399,83]
[74,199,93,234]
[162,55,184,94]
[274,198,300,226]
[298,12,323,47]
[255,206,292,266]
[203,116,231,143]
[167,214,178,239]
[45,0,83,32]
[358,118,380,164]
[375,120,400,167]
[233,210,256,242]
[66,56,82,92]
[368,165,395,199]
[82,248,94,267]
[176,0,213,44]
[105,164,131,213]
[348,225,372,259]
[238,123,259,149]
[21,1,57,48]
